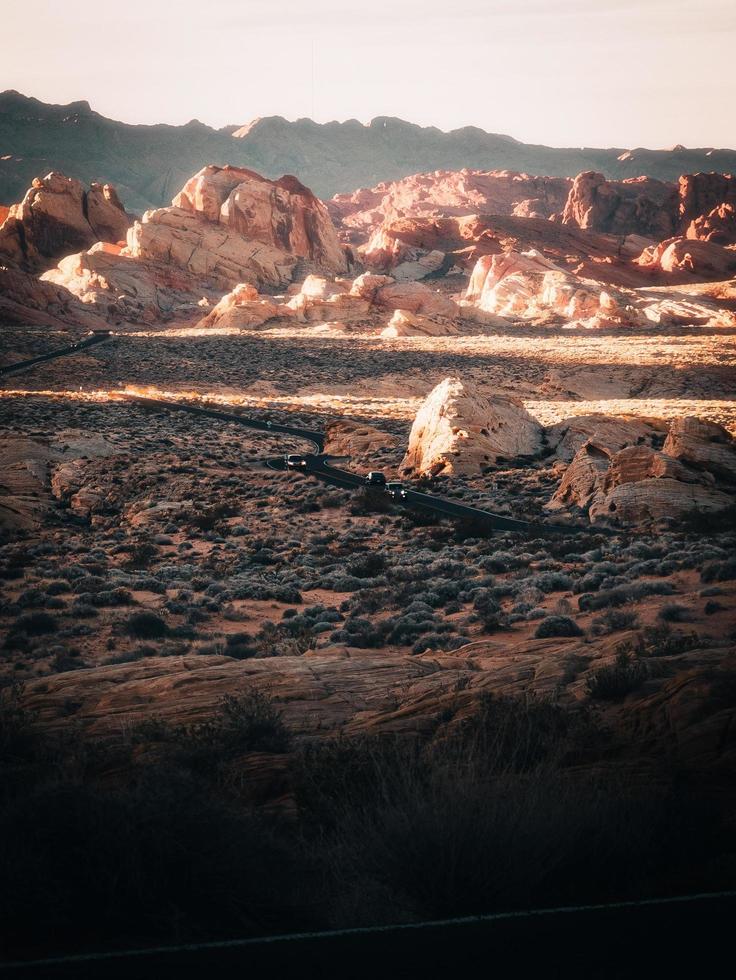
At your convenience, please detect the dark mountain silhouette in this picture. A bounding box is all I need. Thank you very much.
[1,90,735,211]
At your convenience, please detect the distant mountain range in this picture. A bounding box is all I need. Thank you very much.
[1,90,735,212]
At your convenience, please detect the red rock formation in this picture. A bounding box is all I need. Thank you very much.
[401,377,543,477]
[127,165,347,290]
[678,173,736,231]
[548,418,736,525]
[560,171,677,239]
[0,172,131,271]
[636,237,736,278]
[0,264,109,330]
[686,203,736,245]
[172,165,347,271]
[329,169,572,241]
[41,242,223,324]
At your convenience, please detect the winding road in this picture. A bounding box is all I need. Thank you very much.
[3,331,590,536]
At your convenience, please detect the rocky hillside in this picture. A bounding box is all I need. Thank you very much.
[3,90,736,211]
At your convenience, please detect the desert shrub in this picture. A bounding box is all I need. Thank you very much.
[347,552,386,579]
[8,612,58,637]
[530,572,574,594]
[578,580,676,612]
[590,609,640,636]
[701,556,736,583]
[585,651,648,701]
[183,691,290,755]
[535,616,584,639]
[658,602,692,623]
[123,611,169,639]
[705,600,724,615]
[618,625,700,659]
[253,621,316,656]
[122,542,157,570]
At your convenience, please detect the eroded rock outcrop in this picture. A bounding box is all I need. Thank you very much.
[127,166,347,291]
[41,242,220,324]
[560,171,676,239]
[465,250,639,327]
[0,172,131,271]
[678,173,736,238]
[548,416,736,524]
[636,237,736,278]
[401,377,543,477]
[0,264,109,330]
[373,280,459,318]
[380,308,459,338]
[545,414,668,463]
[686,203,736,245]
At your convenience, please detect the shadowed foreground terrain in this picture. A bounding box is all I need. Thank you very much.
[1,318,735,963]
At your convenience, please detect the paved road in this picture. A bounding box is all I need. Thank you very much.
[0,330,113,377]
[1,333,591,536]
[3,890,734,978]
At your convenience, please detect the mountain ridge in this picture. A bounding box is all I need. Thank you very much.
[1,90,735,211]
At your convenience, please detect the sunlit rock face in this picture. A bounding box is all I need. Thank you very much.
[401,377,543,478]
[548,416,736,525]
[40,242,221,324]
[465,250,640,328]
[127,165,347,290]
[330,168,572,239]
[0,171,131,271]
[636,237,736,277]
[0,263,109,330]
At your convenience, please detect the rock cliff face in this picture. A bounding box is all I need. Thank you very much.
[561,170,736,246]
[548,416,736,524]
[401,377,543,477]
[127,166,347,291]
[0,171,131,271]
[559,171,676,238]
[678,173,736,232]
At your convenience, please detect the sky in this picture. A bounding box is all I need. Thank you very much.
[2,0,735,149]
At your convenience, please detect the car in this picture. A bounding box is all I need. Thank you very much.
[385,480,406,498]
[285,453,309,469]
[365,471,387,486]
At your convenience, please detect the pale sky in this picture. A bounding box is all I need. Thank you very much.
[3,0,735,148]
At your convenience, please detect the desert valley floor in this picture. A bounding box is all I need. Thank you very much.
[2,159,736,958]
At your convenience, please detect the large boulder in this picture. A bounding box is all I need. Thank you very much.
[374,280,459,318]
[127,165,347,291]
[0,172,131,271]
[400,377,543,478]
[196,283,291,330]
